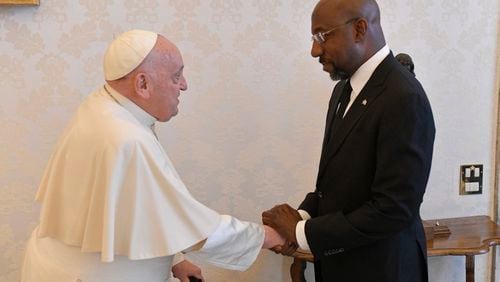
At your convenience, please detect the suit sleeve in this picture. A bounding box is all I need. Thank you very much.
[305,85,435,258]
[298,192,320,218]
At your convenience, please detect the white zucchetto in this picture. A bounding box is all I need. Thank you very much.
[103,29,158,81]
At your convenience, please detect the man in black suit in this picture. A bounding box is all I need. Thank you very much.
[263,0,435,281]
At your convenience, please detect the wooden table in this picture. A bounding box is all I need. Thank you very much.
[426,215,500,282]
[289,215,500,282]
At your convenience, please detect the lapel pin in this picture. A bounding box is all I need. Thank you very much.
[362,99,367,106]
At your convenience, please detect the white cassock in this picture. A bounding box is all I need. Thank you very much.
[21,85,264,282]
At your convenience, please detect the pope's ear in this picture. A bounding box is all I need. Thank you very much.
[134,73,151,99]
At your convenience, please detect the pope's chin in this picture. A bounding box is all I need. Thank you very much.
[156,108,179,122]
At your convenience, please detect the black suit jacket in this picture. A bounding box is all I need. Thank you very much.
[299,53,435,282]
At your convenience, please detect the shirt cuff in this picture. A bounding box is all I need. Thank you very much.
[297,209,311,220]
[296,220,310,251]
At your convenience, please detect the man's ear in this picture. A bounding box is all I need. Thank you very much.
[134,73,150,99]
[353,18,368,42]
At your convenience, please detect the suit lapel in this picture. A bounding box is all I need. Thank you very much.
[317,54,397,184]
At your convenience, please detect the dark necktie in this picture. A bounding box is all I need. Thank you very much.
[330,80,352,135]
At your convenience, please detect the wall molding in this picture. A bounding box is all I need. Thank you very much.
[490,22,500,282]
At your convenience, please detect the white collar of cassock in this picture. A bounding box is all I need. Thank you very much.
[104,84,157,129]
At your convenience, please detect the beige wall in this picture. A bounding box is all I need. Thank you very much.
[0,0,498,281]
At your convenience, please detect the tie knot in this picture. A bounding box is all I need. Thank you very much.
[337,80,352,118]
[339,80,352,104]
[341,80,351,100]
[343,80,352,97]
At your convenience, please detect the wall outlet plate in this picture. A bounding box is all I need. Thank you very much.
[459,164,483,195]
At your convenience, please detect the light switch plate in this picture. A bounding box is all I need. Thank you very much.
[459,164,483,195]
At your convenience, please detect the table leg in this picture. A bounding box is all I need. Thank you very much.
[465,255,475,282]
[290,258,307,282]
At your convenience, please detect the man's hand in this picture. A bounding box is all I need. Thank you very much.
[262,204,302,250]
[172,260,204,282]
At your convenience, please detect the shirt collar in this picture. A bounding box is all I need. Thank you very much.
[104,84,157,128]
[350,45,390,96]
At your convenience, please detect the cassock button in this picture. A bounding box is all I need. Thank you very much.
[318,191,323,199]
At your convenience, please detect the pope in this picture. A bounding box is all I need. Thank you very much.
[21,29,284,282]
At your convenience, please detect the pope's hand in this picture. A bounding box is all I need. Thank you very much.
[262,225,285,249]
[172,259,204,282]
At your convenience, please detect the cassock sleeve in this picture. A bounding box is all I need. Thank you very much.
[188,215,264,271]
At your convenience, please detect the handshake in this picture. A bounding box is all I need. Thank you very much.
[261,204,303,256]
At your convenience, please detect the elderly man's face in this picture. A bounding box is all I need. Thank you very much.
[310,2,357,81]
[147,41,188,122]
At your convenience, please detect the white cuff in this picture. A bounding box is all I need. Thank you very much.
[296,220,310,251]
[297,209,311,220]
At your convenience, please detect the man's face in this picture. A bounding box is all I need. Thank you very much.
[310,3,355,81]
[148,46,188,122]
